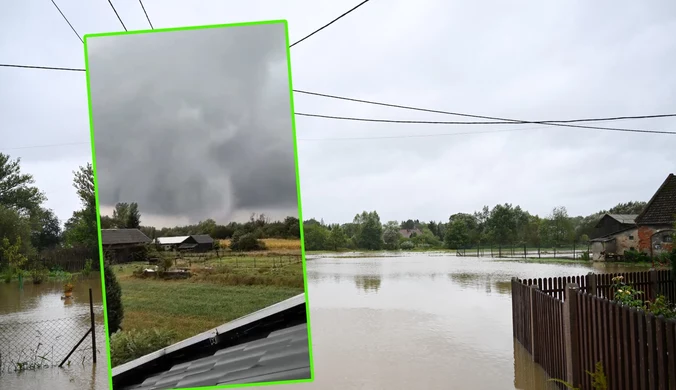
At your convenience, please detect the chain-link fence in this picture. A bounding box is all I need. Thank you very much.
[0,290,100,374]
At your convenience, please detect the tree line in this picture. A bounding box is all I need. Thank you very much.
[302,202,647,252]
[0,153,99,273]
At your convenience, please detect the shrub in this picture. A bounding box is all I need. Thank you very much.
[400,241,415,250]
[623,250,649,263]
[645,295,676,319]
[104,264,124,335]
[109,328,175,367]
[230,233,266,252]
[81,259,93,277]
[611,275,643,308]
[30,267,49,284]
[580,251,590,261]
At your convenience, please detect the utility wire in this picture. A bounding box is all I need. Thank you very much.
[299,126,545,141]
[49,0,83,43]
[139,0,154,29]
[290,0,373,48]
[0,63,85,72]
[293,90,676,133]
[108,0,127,31]
[296,112,676,126]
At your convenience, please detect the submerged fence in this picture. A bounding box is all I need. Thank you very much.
[0,289,99,374]
[512,270,676,389]
[456,243,590,260]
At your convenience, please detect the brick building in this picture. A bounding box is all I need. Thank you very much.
[635,173,676,257]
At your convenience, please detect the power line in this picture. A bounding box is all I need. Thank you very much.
[299,126,547,141]
[290,0,373,48]
[49,0,83,43]
[293,89,676,133]
[108,0,127,31]
[139,0,154,29]
[296,112,676,126]
[0,63,85,72]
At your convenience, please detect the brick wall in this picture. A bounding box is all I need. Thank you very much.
[638,226,656,253]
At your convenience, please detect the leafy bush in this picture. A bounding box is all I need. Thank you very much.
[400,241,415,250]
[645,295,676,319]
[230,232,266,252]
[580,251,590,261]
[623,250,650,263]
[30,267,48,284]
[611,275,643,308]
[81,259,93,277]
[104,264,124,335]
[109,328,175,367]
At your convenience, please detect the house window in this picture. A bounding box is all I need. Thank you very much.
[665,235,673,243]
[628,235,634,240]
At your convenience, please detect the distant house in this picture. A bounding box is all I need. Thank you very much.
[101,229,152,264]
[155,234,215,253]
[635,173,676,257]
[399,228,422,239]
[590,226,639,261]
[155,236,191,251]
[592,214,638,239]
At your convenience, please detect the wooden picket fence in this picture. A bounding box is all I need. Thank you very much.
[512,270,676,389]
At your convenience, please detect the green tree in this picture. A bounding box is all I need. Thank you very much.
[303,223,329,251]
[62,164,98,251]
[401,219,415,230]
[112,203,130,227]
[0,205,33,260]
[326,224,348,250]
[1,236,28,275]
[486,204,518,245]
[104,264,124,335]
[382,221,401,250]
[445,218,471,249]
[0,153,46,216]
[355,211,383,250]
[30,208,61,251]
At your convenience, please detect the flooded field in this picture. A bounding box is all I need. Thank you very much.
[282,254,651,390]
[0,275,108,390]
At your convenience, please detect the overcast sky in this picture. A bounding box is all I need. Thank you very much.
[1,0,675,229]
[86,22,296,227]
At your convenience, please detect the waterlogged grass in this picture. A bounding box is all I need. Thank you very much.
[118,278,303,341]
[0,343,53,374]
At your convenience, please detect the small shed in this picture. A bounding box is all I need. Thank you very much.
[155,236,191,251]
[190,234,214,252]
[592,214,637,239]
[590,226,639,261]
[101,229,152,264]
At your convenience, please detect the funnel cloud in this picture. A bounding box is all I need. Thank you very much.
[86,22,298,226]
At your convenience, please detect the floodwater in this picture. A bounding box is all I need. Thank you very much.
[0,275,108,390]
[281,253,651,390]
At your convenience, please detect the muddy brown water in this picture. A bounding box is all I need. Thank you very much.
[0,275,108,390]
[280,253,652,390]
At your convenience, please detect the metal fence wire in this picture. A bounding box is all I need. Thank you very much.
[0,289,101,374]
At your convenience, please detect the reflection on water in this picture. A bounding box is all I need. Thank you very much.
[283,255,651,390]
[0,275,108,390]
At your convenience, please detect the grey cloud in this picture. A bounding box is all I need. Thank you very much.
[86,22,298,224]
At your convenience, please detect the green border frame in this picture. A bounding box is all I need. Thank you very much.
[83,19,314,390]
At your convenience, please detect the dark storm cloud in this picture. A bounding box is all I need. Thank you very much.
[85,22,298,223]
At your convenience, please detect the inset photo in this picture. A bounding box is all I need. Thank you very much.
[83,20,312,390]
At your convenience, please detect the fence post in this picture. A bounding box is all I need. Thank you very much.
[529,285,538,361]
[587,272,597,296]
[89,288,97,364]
[649,268,659,301]
[523,244,527,259]
[563,283,581,387]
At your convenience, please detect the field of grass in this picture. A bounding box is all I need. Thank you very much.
[219,238,301,254]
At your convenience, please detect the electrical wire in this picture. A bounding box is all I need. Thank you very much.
[49,0,83,43]
[293,90,676,133]
[298,126,545,141]
[290,0,373,48]
[108,0,128,31]
[0,63,85,72]
[139,0,154,29]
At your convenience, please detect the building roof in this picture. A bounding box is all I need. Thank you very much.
[178,243,198,250]
[191,234,214,244]
[636,174,676,226]
[605,214,638,225]
[589,225,637,242]
[101,229,151,246]
[112,294,310,390]
[156,236,190,245]
[399,228,422,239]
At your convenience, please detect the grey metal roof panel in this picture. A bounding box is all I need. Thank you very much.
[191,234,214,244]
[606,214,639,224]
[122,324,310,390]
[101,229,152,245]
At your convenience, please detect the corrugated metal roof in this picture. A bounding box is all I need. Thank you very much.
[191,234,214,244]
[101,229,152,246]
[112,294,310,390]
[122,324,310,389]
[156,236,190,245]
[606,214,638,225]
